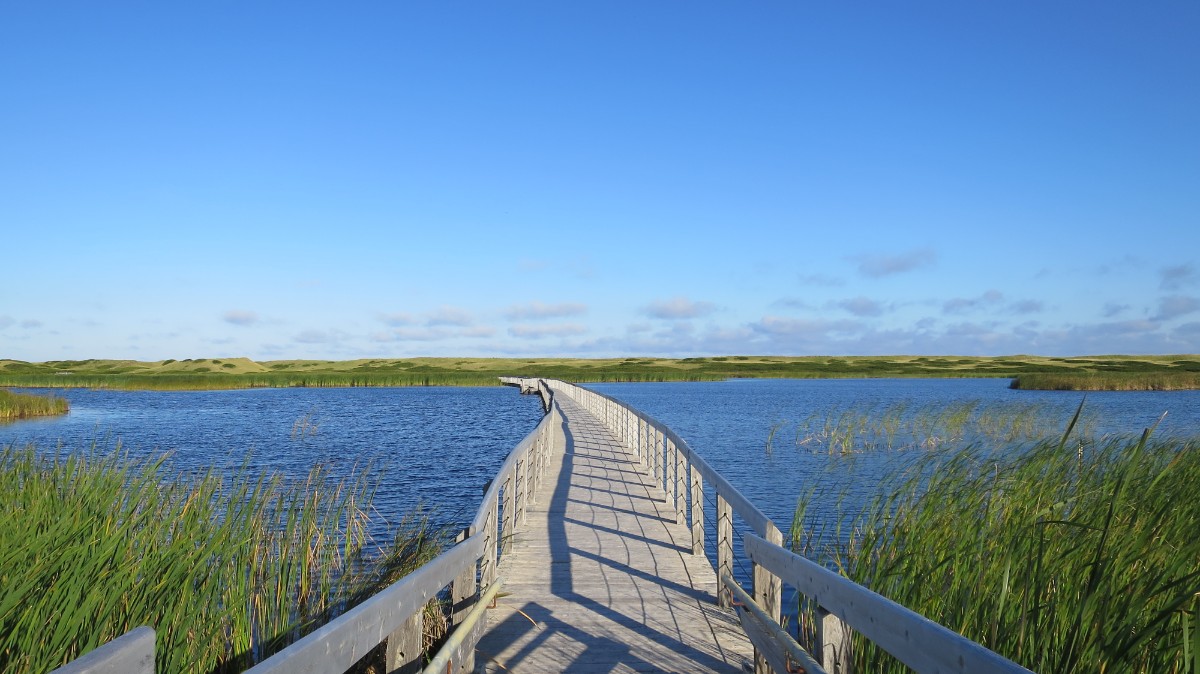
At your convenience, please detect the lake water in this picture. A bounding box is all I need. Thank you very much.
[3,379,1198,548]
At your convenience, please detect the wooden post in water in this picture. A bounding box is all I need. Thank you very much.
[385,609,423,674]
[717,494,733,608]
[690,463,704,555]
[752,523,784,674]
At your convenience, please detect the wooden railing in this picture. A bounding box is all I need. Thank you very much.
[552,379,1033,674]
[53,378,1033,674]
[54,379,560,674]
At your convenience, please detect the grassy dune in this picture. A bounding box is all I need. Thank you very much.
[1,354,1197,390]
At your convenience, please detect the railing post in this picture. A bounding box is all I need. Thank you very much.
[717,494,733,609]
[652,423,662,493]
[752,523,784,674]
[818,607,854,674]
[690,463,704,555]
[675,440,686,525]
[481,489,498,590]
[452,528,476,626]
[515,458,527,526]
[385,609,424,674]
[501,473,514,555]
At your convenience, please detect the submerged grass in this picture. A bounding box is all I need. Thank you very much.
[0,445,444,674]
[0,389,68,420]
[791,411,1200,673]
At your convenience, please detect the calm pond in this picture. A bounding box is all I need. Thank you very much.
[3,379,1198,544]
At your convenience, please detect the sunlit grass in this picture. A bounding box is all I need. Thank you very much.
[0,445,443,674]
[790,408,1200,673]
[0,389,68,420]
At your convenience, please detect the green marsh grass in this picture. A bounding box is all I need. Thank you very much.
[0,389,68,420]
[0,445,443,674]
[790,410,1200,673]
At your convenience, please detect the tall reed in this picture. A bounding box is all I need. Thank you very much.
[0,445,443,674]
[791,416,1200,672]
[0,389,68,420]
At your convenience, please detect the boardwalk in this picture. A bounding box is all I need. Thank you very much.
[475,389,754,673]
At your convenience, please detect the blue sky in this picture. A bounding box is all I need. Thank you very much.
[2,2,1197,361]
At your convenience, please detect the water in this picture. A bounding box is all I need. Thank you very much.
[586,378,1200,536]
[4,378,1197,568]
[0,386,546,540]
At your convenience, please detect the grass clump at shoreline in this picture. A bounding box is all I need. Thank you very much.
[1012,369,1200,391]
[0,445,444,674]
[791,413,1200,673]
[0,389,68,420]
[1,354,1198,390]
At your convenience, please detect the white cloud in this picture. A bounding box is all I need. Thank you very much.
[223,310,259,326]
[1155,296,1200,321]
[427,306,474,327]
[504,301,587,320]
[1159,263,1196,291]
[837,297,886,317]
[379,312,417,326]
[644,297,716,320]
[851,248,936,278]
[509,323,588,339]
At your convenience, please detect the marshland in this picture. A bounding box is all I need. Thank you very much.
[2,354,1199,390]
[2,377,1198,672]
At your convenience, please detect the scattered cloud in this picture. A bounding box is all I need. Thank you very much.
[223,310,259,326]
[644,296,716,320]
[0,316,14,330]
[1102,302,1130,318]
[1160,263,1196,291]
[379,312,417,326]
[851,248,936,278]
[837,297,886,317]
[774,297,814,310]
[1155,295,1200,321]
[943,290,1004,314]
[509,323,588,339]
[798,273,844,287]
[1009,300,1044,315]
[504,301,587,320]
[427,306,474,327]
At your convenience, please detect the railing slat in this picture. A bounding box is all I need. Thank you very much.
[743,532,1034,674]
[48,626,154,674]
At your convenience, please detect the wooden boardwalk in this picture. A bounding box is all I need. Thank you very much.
[475,391,753,673]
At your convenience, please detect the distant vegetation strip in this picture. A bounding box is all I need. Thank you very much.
[1,355,1197,390]
[0,389,69,420]
[0,445,444,674]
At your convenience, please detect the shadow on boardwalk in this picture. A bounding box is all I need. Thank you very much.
[476,395,752,673]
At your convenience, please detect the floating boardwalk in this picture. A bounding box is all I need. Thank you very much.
[475,388,753,672]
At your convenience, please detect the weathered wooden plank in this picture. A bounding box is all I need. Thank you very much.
[477,390,753,673]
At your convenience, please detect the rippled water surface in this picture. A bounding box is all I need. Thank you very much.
[4,379,1198,546]
[586,378,1200,535]
[0,386,546,538]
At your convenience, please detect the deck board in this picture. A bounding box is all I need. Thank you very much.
[475,391,753,673]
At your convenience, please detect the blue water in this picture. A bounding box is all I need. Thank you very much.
[0,386,546,539]
[3,378,1197,558]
